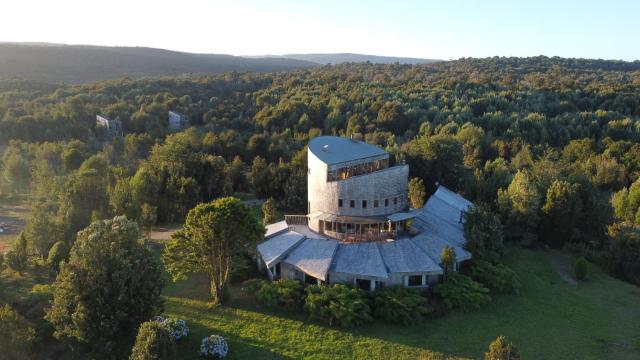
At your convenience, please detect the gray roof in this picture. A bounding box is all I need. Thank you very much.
[257,185,475,282]
[331,242,388,279]
[387,209,420,222]
[411,232,472,263]
[284,238,338,281]
[309,136,388,165]
[265,220,289,238]
[378,238,442,274]
[433,186,473,213]
[257,231,305,268]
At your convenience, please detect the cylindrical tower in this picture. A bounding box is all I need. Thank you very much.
[307,136,409,241]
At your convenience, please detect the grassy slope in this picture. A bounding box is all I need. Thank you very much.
[163,248,640,360]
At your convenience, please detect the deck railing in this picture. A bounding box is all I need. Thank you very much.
[284,214,308,226]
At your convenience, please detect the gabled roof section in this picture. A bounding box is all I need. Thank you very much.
[433,186,474,214]
[331,242,388,279]
[378,238,442,274]
[308,136,388,165]
[265,220,289,238]
[257,230,305,268]
[284,238,338,281]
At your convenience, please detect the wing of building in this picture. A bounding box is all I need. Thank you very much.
[256,136,475,291]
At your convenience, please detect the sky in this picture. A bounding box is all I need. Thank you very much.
[2,0,639,60]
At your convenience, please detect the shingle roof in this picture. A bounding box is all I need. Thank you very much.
[284,238,338,281]
[331,242,388,279]
[257,231,305,268]
[309,136,388,165]
[378,238,442,274]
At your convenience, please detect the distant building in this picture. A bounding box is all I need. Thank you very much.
[168,111,189,131]
[256,136,474,291]
[96,115,123,138]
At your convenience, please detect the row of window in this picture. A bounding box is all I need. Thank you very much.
[338,197,400,209]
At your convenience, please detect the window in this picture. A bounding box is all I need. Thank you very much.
[338,199,343,207]
[394,197,398,205]
[362,200,368,208]
[373,200,379,208]
[375,281,385,289]
[407,275,423,287]
[305,273,318,285]
[385,198,389,207]
[350,200,355,208]
[355,278,371,291]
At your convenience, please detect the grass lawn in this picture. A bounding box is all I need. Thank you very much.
[163,247,640,360]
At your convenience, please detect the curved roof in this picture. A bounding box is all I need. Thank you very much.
[308,136,388,165]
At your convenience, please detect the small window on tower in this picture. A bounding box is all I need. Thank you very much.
[374,200,379,208]
[362,200,368,208]
[338,199,343,207]
[350,200,355,208]
[385,198,389,207]
[394,197,398,205]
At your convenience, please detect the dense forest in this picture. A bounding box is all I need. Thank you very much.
[1,55,640,289]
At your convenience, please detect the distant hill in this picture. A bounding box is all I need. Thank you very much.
[255,53,441,65]
[0,43,317,84]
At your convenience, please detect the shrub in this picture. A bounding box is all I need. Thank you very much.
[200,335,229,358]
[304,284,372,327]
[6,232,28,275]
[575,257,589,281]
[372,286,429,325]
[153,316,189,341]
[255,279,305,310]
[47,241,68,270]
[435,273,491,311]
[470,260,522,294]
[0,304,36,360]
[130,321,176,360]
[485,335,520,360]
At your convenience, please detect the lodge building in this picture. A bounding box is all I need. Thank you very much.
[256,136,473,291]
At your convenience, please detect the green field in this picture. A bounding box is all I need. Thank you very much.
[162,248,640,360]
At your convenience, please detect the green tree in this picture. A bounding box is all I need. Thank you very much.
[47,240,68,271]
[0,304,36,360]
[25,202,58,259]
[163,197,264,304]
[441,245,456,282]
[140,203,158,241]
[498,170,541,243]
[408,177,427,209]
[129,321,176,360]
[45,216,164,358]
[250,156,273,198]
[6,231,28,275]
[407,134,466,193]
[262,197,277,224]
[464,204,504,260]
[540,180,582,248]
[485,335,520,360]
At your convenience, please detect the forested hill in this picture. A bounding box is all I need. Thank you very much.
[0,43,317,84]
[251,53,441,65]
[2,55,640,289]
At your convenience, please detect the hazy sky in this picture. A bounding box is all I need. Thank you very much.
[2,0,639,60]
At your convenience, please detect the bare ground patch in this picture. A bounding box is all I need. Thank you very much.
[0,201,29,253]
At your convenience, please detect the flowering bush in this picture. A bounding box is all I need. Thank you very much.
[153,316,189,341]
[200,335,229,358]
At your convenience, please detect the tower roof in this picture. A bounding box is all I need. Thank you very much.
[308,136,388,165]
